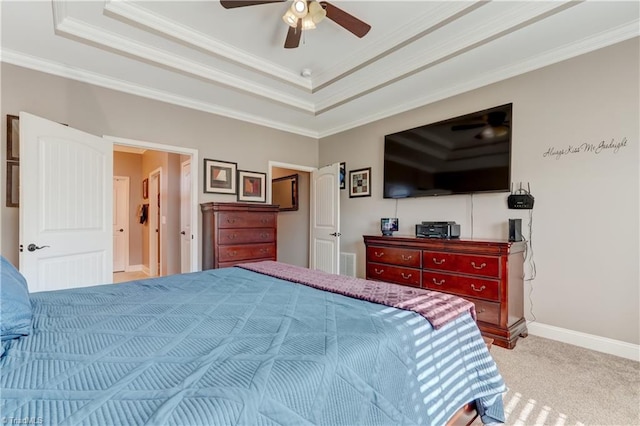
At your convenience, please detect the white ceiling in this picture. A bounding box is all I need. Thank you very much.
[1,1,638,138]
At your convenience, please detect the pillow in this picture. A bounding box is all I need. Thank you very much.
[1,256,33,340]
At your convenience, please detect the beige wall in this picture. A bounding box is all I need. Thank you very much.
[1,63,318,268]
[319,38,640,345]
[113,151,144,266]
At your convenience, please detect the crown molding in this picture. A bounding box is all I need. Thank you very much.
[313,1,581,115]
[0,49,319,138]
[317,22,640,138]
[102,0,312,91]
[53,10,316,113]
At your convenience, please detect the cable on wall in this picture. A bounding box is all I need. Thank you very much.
[469,193,474,239]
[522,208,537,322]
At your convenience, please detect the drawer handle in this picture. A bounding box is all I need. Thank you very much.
[471,284,486,292]
[400,273,412,280]
[401,254,412,261]
[259,248,269,254]
[477,308,486,314]
[471,262,487,270]
[432,278,445,286]
[374,251,384,258]
[260,233,268,239]
[374,268,384,275]
[433,258,446,265]
[261,218,269,224]
[226,218,237,224]
[228,250,237,257]
[227,234,237,240]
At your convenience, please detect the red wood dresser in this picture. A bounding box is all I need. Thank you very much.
[201,202,278,269]
[364,235,528,348]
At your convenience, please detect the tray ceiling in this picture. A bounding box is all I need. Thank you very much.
[1,1,638,137]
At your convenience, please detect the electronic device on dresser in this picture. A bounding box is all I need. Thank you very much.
[416,221,461,239]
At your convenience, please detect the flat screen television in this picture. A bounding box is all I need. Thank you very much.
[383,103,512,198]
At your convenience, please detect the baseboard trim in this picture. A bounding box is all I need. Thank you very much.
[527,321,639,362]
[125,264,143,272]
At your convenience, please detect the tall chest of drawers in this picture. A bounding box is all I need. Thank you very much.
[201,202,278,269]
[364,235,528,349]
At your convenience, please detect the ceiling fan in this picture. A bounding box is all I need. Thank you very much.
[451,111,510,140]
[220,0,371,49]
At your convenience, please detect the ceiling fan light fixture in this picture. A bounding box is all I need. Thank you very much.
[301,15,316,30]
[291,0,308,18]
[308,1,326,24]
[282,9,298,27]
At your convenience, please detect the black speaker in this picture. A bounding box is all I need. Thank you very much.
[508,219,522,242]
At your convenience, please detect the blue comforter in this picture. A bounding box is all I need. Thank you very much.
[1,267,505,425]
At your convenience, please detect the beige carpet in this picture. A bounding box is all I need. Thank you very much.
[481,335,640,426]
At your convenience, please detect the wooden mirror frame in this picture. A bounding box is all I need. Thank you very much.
[271,174,298,211]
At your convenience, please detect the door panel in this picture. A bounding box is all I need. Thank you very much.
[113,177,129,272]
[180,160,191,274]
[20,112,113,292]
[310,163,340,274]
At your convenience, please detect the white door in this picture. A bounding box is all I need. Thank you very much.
[113,176,129,272]
[310,163,340,274]
[20,112,113,292]
[180,160,192,274]
[148,169,161,277]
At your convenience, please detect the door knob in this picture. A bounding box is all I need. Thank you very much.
[27,244,50,252]
[329,232,342,237]
[180,231,186,235]
[119,229,124,232]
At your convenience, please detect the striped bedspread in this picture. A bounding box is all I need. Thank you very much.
[1,265,505,425]
[238,261,476,329]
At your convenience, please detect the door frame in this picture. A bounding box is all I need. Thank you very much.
[113,175,130,272]
[180,159,192,274]
[105,136,199,272]
[268,161,317,268]
[149,168,162,277]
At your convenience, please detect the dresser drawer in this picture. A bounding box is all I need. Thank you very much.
[367,263,421,288]
[423,251,500,278]
[218,212,276,229]
[217,243,276,262]
[218,258,275,269]
[422,271,500,301]
[218,228,275,244]
[465,296,500,325]
[366,246,421,268]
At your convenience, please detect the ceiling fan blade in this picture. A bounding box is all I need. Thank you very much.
[220,0,285,9]
[320,1,371,38]
[284,20,302,49]
[451,123,485,131]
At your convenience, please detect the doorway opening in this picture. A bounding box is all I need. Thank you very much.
[109,136,198,282]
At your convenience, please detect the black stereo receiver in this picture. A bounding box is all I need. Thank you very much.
[415,221,460,239]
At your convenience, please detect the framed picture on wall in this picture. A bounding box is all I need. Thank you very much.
[339,162,346,190]
[349,167,371,198]
[237,170,266,203]
[6,115,19,161]
[204,158,237,194]
[142,178,149,199]
[6,162,19,207]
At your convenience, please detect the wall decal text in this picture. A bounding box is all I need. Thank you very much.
[543,137,628,160]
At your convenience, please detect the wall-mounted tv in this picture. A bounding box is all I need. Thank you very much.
[383,103,512,198]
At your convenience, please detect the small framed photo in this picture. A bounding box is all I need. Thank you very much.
[339,162,346,190]
[6,162,19,207]
[142,178,149,199]
[7,115,19,161]
[237,170,266,203]
[349,167,371,198]
[204,158,237,194]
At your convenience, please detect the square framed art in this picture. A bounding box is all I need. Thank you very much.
[238,170,266,203]
[204,158,237,194]
[349,167,371,198]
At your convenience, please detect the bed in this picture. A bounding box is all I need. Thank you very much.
[1,257,505,426]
